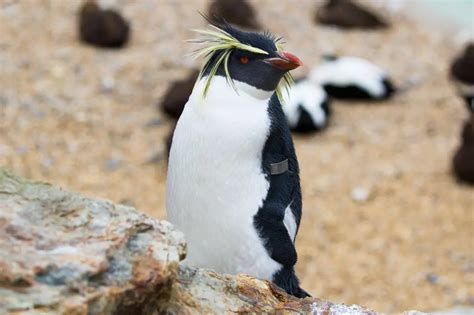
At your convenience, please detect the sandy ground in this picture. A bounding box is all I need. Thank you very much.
[0,0,473,312]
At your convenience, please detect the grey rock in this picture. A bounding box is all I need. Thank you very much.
[0,168,186,314]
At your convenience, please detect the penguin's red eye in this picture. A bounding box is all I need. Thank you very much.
[240,56,249,64]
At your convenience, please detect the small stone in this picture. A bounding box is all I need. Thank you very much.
[426,273,439,284]
[51,64,65,79]
[146,151,165,164]
[145,118,162,128]
[351,186,372,203]
[1,2,18,17]
[15,146,28,154]
[463,261,474,273]
[41,157,54,169]
[469,297,474,305]
[106,157,121,171]
[0,95,7,105]
[119,199,135,207]
[101,76,115,93]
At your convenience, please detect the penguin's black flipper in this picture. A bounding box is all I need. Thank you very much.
[253,199,297,267]
[254,183,309,298]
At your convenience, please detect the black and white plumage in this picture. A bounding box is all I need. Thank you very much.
[166,22,309,298]
[282,79,331,133]
[78,1,130,48]
[310,56,396,100]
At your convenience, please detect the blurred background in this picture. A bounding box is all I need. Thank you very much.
[0,0,473,312]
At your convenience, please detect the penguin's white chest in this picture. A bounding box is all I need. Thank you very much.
[166,77,282,280]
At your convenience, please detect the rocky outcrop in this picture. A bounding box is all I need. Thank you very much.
[157,265,379,314]
[0,168,185,314]
[0,168,422,314]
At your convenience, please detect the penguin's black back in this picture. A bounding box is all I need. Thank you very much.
[260,94,301,227]
[253,95,308,298]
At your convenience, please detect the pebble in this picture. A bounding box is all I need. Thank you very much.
[106,157,121,171]
[15,146,28,155]
[101,76,115,93]
[351,186,372,203]
[51,64,65,79]
[146,151,165,164]
[0,96,7,105]
[0,2,18,17]
[41,157,54,170]
[145,118,162,128]
[119,199,135,207]
[426,273,439,284]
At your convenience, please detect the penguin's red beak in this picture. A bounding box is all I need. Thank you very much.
[264,52,302,70]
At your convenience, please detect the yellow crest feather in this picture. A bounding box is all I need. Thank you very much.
[190,24,294,103]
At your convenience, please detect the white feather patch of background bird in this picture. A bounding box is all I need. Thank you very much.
[283,80,329,130]
[310,56,390,98]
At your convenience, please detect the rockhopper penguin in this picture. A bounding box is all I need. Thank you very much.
[208,0,261,30]
[315,0,389,29]
[453,112,474,185]
[166,21,309,298]
[450,43,474,109]
[78,1,130,49]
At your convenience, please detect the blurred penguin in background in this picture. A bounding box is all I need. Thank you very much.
[451,43,474,185]
[450,43,474,110]
[315,0,389,29]
[282,79,331,133]
[159,69,200,120]
[208,0,261,30]
[310,55,396,101]
[453,111,474,185]
[159,70,200,157]
[79,0,130,48]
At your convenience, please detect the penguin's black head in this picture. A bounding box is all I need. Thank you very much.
[199,22,301,94]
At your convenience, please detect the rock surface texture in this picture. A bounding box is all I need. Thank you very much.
[156,265,381,314]
[0,168,185,314]
[0,169,421,314]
